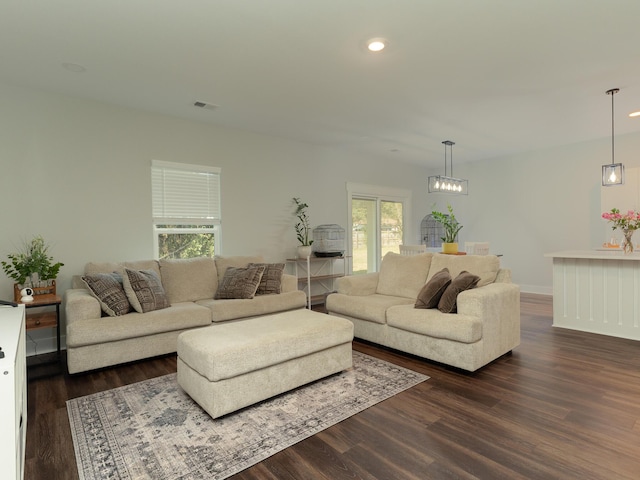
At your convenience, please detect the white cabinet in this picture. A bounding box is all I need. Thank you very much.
[287,256,349,309]
[0,304,27,480]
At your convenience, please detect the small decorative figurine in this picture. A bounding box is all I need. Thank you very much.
[20,287,34,303]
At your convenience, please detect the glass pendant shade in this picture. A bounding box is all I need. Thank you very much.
[427,175,468,194]
[428,140,468,195]
[602,163,624,186]
[602,88,624,186]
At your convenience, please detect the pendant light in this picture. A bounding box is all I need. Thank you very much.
[428,140,468,195]
[602,88,624,186]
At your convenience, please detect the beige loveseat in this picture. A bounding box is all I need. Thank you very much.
[326,252,520,371]
[64,256,307,374]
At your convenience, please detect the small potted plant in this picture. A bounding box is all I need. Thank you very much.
[431,204,463,254]
[293,197,313,258]
[1,235,64,300]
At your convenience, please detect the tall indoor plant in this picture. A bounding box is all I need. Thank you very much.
[431,204,463,254]
[293,197,313,258]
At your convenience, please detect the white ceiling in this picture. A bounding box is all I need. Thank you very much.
[2,0,640,167]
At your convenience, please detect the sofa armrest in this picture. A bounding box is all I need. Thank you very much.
[495,268,512,283]
[457,282,520,356]
[281,273,298,293]
[335,273,379,296]
[64,289,102,327]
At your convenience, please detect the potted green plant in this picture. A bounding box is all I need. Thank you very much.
[293,197,313,258]
[431,204,463,254]
[1,235,64,296]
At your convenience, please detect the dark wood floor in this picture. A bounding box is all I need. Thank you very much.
[25,294,640,479]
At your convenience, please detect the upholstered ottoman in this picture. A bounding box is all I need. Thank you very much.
[177,309,354,419]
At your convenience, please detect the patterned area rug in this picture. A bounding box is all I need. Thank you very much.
[67,351,428,480]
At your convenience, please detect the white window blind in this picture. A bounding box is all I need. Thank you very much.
[152,160,221,225]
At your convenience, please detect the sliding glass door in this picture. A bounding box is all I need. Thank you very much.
[350,190,407,274]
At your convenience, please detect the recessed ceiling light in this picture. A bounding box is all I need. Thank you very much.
[62,62,86,73]
[629,111,640,118]
[367,38,387,52]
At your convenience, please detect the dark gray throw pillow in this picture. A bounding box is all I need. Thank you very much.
[214,265,266,300]
[437,270,480,313]
[415,267,451,309]
[82,272,132,317]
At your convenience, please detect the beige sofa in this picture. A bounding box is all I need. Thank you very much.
[326,252,520,372]
[64,256,307,374]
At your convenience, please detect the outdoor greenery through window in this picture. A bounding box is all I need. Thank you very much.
[152,160,221,259]
[156,225,216,259]
[348,183,410,275]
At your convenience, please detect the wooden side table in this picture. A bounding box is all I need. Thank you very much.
[19,293,62,362]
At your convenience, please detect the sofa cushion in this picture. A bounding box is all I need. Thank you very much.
[427,254,499,287]
[415,268,451,309]
[387,304,482,343]
[438,271,480,313]
[198,290,307,322]
[81,273,132,317]
[248,262,285,295]
[376,252,433,299]
[122,268,171,313]
[66,302,212,347]
[85,260,161,278]
[85,261,121,275]
[214,265,265,300]
[159,257,218,303]
[326,292,414,324]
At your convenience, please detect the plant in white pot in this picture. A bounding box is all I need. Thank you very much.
[431,204,463,254]
[293,197,313,258]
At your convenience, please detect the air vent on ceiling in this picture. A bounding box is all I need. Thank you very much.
[193,101,218,111]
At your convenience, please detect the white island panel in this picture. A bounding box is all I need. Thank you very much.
[545,251,640,340]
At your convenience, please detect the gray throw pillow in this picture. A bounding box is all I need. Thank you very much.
[248,262,285,295]
[437,270,480,313]
[122,268,170,313]
[82,272,132,317]
[214,265,266,300]
[415,268,451,309]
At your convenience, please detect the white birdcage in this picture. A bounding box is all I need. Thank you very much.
[420,214,445,248]
[312,224,345,257]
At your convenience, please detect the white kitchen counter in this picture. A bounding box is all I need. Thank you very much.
[545,249,640,260]
[544,250,640,340]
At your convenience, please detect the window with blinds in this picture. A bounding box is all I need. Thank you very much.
[151,160,221,259]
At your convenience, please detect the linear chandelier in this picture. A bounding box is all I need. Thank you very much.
[428,140,468,195]
[602,88,624,186]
